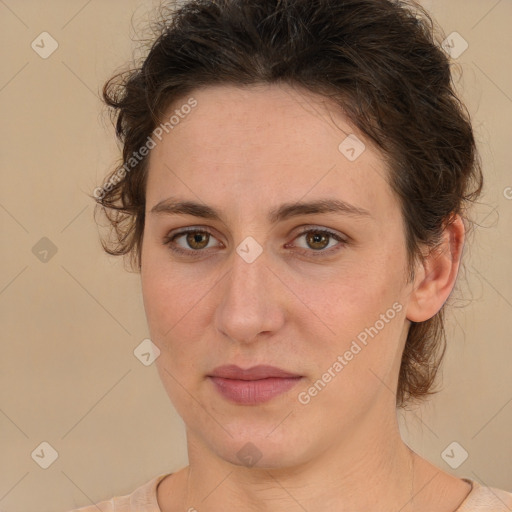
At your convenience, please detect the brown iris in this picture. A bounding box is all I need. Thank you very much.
[305,231,330,250]
[186,231,210,250]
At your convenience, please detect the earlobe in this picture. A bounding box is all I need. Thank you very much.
[405,215,465,323]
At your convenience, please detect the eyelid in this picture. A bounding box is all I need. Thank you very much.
[292,225,347,242]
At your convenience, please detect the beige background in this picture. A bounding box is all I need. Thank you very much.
[0,1,511,511]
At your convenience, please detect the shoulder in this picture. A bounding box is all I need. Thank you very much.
[64,473,172,512]
[457,478,512,512]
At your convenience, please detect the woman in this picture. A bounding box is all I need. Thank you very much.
[73,0,512,510]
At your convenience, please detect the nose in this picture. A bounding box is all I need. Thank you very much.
[214,245,286,345]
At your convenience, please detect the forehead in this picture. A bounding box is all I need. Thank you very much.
[157,83,362,160]
[146,83,399,225]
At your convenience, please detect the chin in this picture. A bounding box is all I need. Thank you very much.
[201,423,314,471]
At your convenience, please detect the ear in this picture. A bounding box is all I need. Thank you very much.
[406,214,465,322]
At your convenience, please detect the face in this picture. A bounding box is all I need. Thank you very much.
[141,83,416,468]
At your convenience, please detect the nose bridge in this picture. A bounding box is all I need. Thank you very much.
[215,241,284,342]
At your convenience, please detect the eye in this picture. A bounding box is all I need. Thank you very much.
[163,227,221,258]
[287,227,346,257]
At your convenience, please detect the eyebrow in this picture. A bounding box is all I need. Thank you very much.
[149,197,372,224]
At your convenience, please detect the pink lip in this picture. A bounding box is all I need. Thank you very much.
[208,365,302,404]
[209,364,301,380]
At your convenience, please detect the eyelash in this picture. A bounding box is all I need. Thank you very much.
[162,226,347,259]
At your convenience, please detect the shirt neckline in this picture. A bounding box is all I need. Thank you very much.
[151,472,174,511]
[148,473,479,512]
[453,478,478,511]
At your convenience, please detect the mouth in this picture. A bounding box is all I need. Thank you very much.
[207,365,303,405]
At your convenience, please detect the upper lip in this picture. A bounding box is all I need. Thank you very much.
[208,364,301,380]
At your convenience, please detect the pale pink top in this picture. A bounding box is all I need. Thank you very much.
[67,473,512,511]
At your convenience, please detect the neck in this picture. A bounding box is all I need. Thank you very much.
[179,405,416,512]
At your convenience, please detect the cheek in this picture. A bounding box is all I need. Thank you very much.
[304,255,407,382]
[141,255,214,366]
[142,267,201,402]
[141,238,187,321]
[309,257,401,331]
[141,263,167,333]
[141,253,185,348]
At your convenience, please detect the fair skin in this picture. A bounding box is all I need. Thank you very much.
[140,83,471,512]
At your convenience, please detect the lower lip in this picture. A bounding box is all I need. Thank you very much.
[209,376,302,404]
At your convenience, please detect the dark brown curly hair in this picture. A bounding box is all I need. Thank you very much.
[95,0,483,408]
